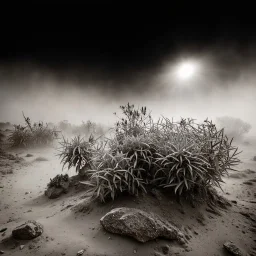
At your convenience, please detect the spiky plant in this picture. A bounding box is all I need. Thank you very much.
[59,103,241,205]
[8,113,58,147]
[58,135,96,175]
[114,103,152,141]
[81,151,147,202]
[150,117,241,198]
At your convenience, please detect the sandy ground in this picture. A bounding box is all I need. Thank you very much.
[0,134,256,256]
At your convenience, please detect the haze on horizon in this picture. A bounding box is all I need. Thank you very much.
[0,47,256,135]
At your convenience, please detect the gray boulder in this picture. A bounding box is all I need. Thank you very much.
[223,241,244,256]
[100,207,186,243]
[12,220,43,240]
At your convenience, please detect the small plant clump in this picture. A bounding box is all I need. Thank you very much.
[8,113,59,147]
[58,103,241,205]
[47,174,69,188]
[58,135,97,175]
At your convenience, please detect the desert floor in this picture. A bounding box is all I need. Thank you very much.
[0,133,256,256]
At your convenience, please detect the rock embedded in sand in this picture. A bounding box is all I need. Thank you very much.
[253,156,256,161]
[100,207,186,243]
[45,175,70,199]
[77,249,85,255]
[34,157,48,161]
[223,241,244,256]
[25,154,33,157]
[45,186,65,199]
[12,220,43,240]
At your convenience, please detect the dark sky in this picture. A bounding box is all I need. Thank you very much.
[1,3,256,71]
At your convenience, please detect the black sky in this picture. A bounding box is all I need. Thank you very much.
[1,3,256,72]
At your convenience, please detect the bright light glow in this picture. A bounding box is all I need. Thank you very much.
[176,61,198,80]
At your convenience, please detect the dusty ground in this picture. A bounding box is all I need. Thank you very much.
[0,133,256,256]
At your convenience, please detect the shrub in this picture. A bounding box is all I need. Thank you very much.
[8,113,58,147]
[59,104,241,204]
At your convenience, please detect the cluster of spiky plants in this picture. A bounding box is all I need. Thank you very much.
[81,152,147,202]
[58,135,96,175]
[149,117,241,198]
[8,113,58,147]
[58,103,241,204]
[114,103,152,141]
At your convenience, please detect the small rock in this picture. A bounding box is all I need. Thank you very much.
[253,156,256,161]
[243,181,253,185]
[223,241,243,256]
[133,249,137,254]
[161,245,170,255]
[20,245,25,250]
[12,220,43,240]
[249,227,256,233]
[178,209,185,214]
[29,244,35,249]
[77,249,85,255]
[26,154,33,157]
[45,187,65,199]
[0,250,4,254]
[34,157,48,161]
[151,188,163,201]
[0,228,7,233]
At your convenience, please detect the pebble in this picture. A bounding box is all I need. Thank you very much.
[77,249,85,255]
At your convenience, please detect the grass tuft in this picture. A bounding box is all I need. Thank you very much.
[8,113,58,147]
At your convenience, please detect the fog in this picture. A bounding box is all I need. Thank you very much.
[0,48,256,135]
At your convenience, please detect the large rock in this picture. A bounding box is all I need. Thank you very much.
[100,207,186,243]
[12,220,43,240]
[223,241,244,256]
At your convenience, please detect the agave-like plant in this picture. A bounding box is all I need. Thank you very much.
[58,135,95,175]
[81,151,147,202]
[150,117,241,197]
